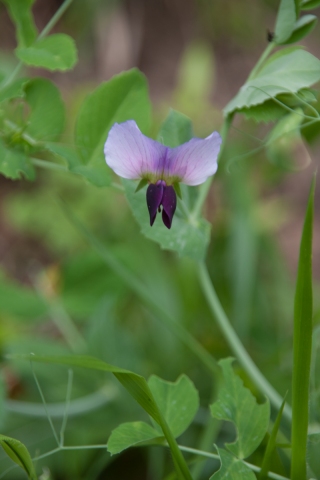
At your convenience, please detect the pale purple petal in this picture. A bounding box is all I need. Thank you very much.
[104,120,167,179]
[166,132,222,186]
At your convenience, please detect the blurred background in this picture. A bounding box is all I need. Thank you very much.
[0,0,320,479]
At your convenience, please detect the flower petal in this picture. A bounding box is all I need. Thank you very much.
[167,132,222,186]
[161,185,176,229]
[146,182,164,226]
[104,121,166,179]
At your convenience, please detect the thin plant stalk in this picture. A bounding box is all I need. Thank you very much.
[197,261,292,422]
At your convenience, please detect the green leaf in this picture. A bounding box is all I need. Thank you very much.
[2,0,37,47]
[0,434,37,480]
[157,109,193,147]
[237,100,286,123]
[16,34,78,71]
[285,15,318,44]
[0,139,35,180]
[210,358,270,459]
[123,179,211,261]
[0,78,28,103]
[76,70,149,158]
[135,178,148,192]
[260,397,287,479]
[148,375,199,438]
[107,422,162,455]
[274,0,297,44]
[209,447,255,480]
[75,68,151,187]
[24,78,65,141]
[224,50,320,115]
[301,0,320,10]
[291,176,315,480]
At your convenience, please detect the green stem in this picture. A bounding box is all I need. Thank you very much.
[246,42,275,82]
[177,445,290,480]
[197,262,292,423]
[160,416,192,480]
[38,0,73,40]
[31,158,67,172]
[192,113,234,219]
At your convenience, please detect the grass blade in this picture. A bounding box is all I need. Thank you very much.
[260,396,287,479]
[291,175,316,480]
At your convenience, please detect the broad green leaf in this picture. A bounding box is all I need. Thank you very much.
[11,354,163,422]
[274,0,297,44]
[107,421,162,455]
[210,358,270,459]
[0,139,35,180]
[123,179,211,261]
[3,0,37,47]
[16,34,77,71]
[75,69,151,187]
[291,176,315,480]
[209,447,255,480]
[148,375,199,438]
[285,15,317,44]
[157,109,193,147]
[260,397,286,479]
[237,100,286,123]
[0,78,28,103]
[301,0,320,9]
[24,78,65,141]
[0,434,37,480]
[224,50,320,115]
[236,87,317,123]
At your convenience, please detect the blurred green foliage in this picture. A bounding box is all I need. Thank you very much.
[0,0,320,479]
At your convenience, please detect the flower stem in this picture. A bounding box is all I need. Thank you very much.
[197,261,292,422]
[38,0,73,40]
[246,42,275,82]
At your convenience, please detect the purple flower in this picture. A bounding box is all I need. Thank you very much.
[104,120,222,229]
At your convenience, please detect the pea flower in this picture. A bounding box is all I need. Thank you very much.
[104,120,222,229]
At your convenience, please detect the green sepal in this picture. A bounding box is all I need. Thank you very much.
[173,182,182,199]
[135,178,148,193]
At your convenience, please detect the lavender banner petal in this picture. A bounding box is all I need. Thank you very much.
[104,120,166,180]
[167,132,221,186]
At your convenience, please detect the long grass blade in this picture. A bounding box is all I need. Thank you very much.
[291,175,316,480]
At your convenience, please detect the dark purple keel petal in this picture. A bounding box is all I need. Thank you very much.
[146,182,164,226]
[161,186,177,229]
